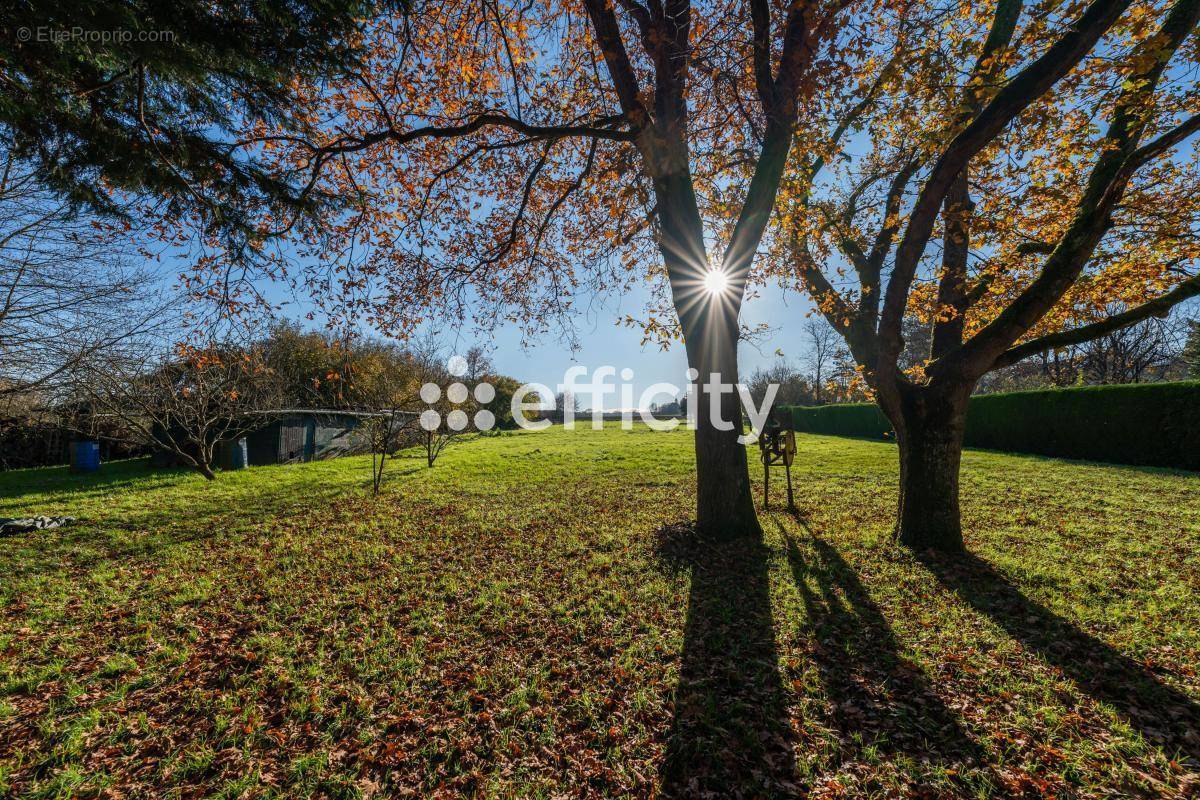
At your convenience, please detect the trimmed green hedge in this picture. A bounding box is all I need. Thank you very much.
[786,381,1200,471]
[788,403,892,440]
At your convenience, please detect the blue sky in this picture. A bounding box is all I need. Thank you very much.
[172,228,825,412]
[416,277,819,411]
[235,253,822,411]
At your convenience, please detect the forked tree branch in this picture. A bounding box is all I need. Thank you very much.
[722,1,827,281]
[582,0,650,130]
[879,0,1133,356]
[932,0,1200,380]
[861,159,920,315]
[931,0,1024,357]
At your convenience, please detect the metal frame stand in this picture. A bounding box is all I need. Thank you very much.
[759,427,797,514]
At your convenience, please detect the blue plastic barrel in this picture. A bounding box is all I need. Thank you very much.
[71,440,101,473]
[221,438,249,471]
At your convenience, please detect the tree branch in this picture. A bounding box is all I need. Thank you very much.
[530,138,600,262]
[582,0,651,129]
[991,275,1200,369]
[932,0,1200,380]
[880,0,1132,359]
[750,0,776,111]
[293,112,640,158]
[932,0,1024,358]
[723,0,827,283]
[862,159,920,315]
[793,240,854,337]
[1128,112,1200,169]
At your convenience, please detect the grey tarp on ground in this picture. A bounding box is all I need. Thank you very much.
[0,516,76,535]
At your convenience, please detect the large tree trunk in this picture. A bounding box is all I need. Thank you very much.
[655,170,762,542]
[887,385,970,552]
[691,341,760,541]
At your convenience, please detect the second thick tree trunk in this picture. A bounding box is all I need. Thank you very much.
[888,386,970,552]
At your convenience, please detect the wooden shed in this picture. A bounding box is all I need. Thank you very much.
[244,410,414,465]
[146,409,414,470]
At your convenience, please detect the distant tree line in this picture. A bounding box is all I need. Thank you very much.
[1,320,527,476]
[973,309,1197,392]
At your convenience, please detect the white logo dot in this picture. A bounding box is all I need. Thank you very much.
[447,355,468,377]
[420,382,441,404]
[419,409,441,431]
[474,409,495,431]
[446,409,468,431]
[447,382,468,404]
[473,382,495,404]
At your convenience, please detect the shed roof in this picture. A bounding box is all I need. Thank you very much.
[242,409,418,419]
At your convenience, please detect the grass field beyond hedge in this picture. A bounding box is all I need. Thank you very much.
[1,426,1199,798]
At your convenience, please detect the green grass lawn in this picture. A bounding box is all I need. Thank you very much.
[1,425,1198,798]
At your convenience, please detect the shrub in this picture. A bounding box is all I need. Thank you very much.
[786,381,1200,471]
[788,403,891,440]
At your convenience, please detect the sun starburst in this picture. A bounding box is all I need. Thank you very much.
[704,269,729,296]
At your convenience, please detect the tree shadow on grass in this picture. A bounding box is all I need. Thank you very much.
[655,522,799,798]
[920,550,1200,764]
[0,458,172,506]
[780,518,982,767]
[0,523,226,583]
